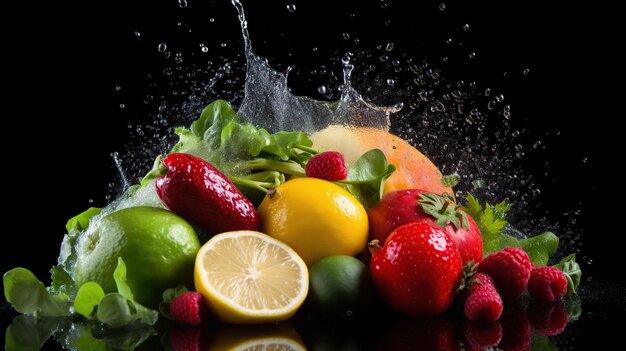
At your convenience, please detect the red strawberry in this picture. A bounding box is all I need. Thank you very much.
[170,292,208,325]
[527,300,568,336]
[170,326,202,351]
[369,222,463,316]
[463,319,503,351]
[305,151,348,181]
[463,273,503,321]
[368,190,483,265]
[156,153,258,235]
[477,247,532,299]
[527,266,568,301]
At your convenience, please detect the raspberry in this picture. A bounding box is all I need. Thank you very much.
[305,151,348,181]
[527,300,568,336]
[527,266,568,301]
[170,292,208,325]
[463,320,503,351]
[170,326,202,351]
[464,273,503,321]
[477,247,532,299]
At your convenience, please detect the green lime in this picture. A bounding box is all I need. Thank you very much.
[308,255,373,313]
[73,206,200,308]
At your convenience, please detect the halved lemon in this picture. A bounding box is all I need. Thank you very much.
[194,230,309,324]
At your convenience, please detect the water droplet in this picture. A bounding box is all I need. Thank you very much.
[446,38,453,44]
[386,42,394,51]
[392,59,400,66]
[439,3,447,10]
[342,32,350,40]
[119,103,125,109]
[583,157,588,163]
[178,0,187,8]
[496,93,504,102]
[588,259,593,265]
[523,68,530,75]
[221,43,227,47]
[209,17,215,23]
[469,52,476,59]
[286,3,296,12]
[201,46,208,53]
[484,88,491,96]
[487,100,496,110]
[341,55,351,65]
[157,43,167,52]
[463,23,470,31]
[380,55,389,62]
[317,85,327,94]
[533,141,542,148]
[386,78,396,86]
[511,130,520,138]
[433,101,445,112]
[384,20,391,26]
[133,31,141,38]
[115,85,122,91]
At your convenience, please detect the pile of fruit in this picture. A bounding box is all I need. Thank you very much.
[3,100,581,349]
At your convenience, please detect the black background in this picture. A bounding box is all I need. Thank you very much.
[2,0,622,349]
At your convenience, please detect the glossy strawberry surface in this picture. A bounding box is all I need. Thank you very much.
[156,153,258,235]
[370,222,463,316]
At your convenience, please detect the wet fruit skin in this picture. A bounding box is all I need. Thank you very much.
[370,222,463,316]
[308,255,374,313]
[156,152,258,235]
[368,189,483,265]
[310,126,453,196]
[73,206,200,308]
[257,177,368,266]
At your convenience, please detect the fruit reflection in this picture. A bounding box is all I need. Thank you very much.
[4,296,575,350]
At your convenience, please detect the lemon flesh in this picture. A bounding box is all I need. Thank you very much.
[194,230,309,324]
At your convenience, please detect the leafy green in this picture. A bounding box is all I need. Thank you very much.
[65,207,102,232]
[3,268,71,317]
[141,99,394,207]
[463,194,564,266]
[74,282,105,318]
[158,285,189,319]
[463,193,511,254]
[553,254,582,294]
[344,149,396,207]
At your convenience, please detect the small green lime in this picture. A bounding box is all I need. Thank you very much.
[73,206,200,308]
[308,255,373,312]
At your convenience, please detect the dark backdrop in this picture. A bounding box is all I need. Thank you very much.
[2,0,620,348]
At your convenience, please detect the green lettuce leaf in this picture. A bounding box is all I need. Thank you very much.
[74,282,105,318]
[344,149,396,207]
[3,268,71,318]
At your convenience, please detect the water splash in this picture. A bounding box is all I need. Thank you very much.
[231,0,397,133]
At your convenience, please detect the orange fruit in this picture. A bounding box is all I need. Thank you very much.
[310,125,453,197]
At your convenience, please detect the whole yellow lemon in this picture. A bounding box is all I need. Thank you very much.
[257,177,368,266]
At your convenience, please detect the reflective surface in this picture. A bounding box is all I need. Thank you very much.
[2,0,621,350]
